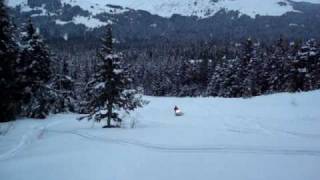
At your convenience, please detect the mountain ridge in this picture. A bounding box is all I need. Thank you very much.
[7,0,320,19]
[6,0,320,42]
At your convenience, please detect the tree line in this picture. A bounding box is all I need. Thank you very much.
[1,0,320,123]
[0,1,144,125]
[50,35,320,99]
[114,38,319,97]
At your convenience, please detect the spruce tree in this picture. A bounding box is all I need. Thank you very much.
[306,40,320,90]
[0,0,20,121]
[207,59,228,97]
[171,59,185,96]
[293,39,319,91]
[242,39,261,97]
[51,56,75,112]
[86,26,145,128]
[267,37,288,92]
[224,57,244,97]
[19,19,53,118]
[199,49,210,89]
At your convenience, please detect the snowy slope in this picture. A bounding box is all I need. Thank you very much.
[1,90,320,180]
[70,0,320,18]
[7,0,320,29]
[7,0,320,18]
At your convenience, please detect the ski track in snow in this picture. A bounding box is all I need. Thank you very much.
[2,116,320,160]
[264,126,320,139]
[0,120,64,161]
[46,129,320,157]
[222,115,320,139]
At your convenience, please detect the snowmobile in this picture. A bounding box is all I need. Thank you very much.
[174,106,184,116]
[175,109,184,116]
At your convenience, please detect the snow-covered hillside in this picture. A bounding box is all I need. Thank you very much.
[7,0,320,18]
[1,90,320,180]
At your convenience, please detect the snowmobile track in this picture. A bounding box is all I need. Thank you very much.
[48,129,320,157]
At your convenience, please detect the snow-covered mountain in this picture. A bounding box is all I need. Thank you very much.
[7,0,320,18]
[6,0,320,41]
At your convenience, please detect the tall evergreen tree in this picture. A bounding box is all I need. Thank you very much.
[19,19,53,118]
[51,56,75,112]
[199,49,210,89]
[207,58,230,97]
[0,0,20,121]
[267,37,288,92]
[86,26,145,128]
[242,39,261,97]
[305,40,320,90]
[293,39,319,91]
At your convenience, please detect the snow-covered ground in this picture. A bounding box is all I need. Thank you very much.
[1,91,320,180]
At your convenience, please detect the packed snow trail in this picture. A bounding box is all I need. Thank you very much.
[45,129,320,156]
[1,91,320,180]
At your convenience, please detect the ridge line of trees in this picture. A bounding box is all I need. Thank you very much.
[1,1,145,125]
